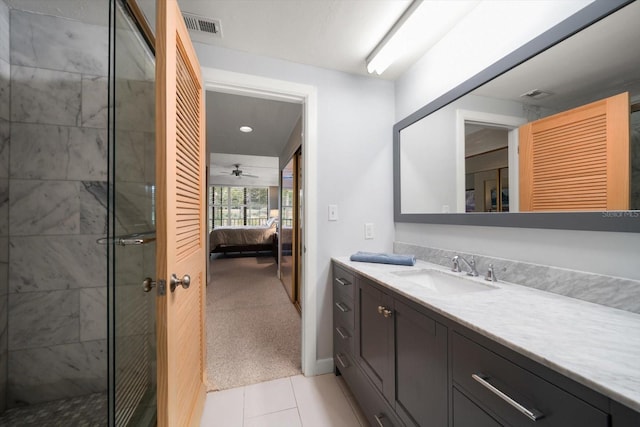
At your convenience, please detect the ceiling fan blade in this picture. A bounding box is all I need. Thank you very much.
[242,173,260,178]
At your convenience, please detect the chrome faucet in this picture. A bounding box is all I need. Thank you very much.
[452,255,479,276]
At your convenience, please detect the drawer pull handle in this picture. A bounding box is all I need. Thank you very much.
[335,302,350,312]
[336,353,349,368]
[374,413,389,427]
[472,373,544,422]
[335,277,351,286]
[336,327,350,340]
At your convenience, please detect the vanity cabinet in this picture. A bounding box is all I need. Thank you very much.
[332,261,640,427]
[335,267,448,427]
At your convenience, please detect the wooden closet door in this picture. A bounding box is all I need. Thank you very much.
[519,92,630,211]
[156,0,207,425]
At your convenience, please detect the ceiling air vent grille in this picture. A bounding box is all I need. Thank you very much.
[182,13,222,38]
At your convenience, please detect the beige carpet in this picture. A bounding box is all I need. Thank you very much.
[206,256,302,391]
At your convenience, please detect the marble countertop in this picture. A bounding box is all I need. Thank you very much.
[333,256,640,413]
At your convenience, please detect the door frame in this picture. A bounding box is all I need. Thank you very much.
[456,110,527,213]
[201,67,320,376]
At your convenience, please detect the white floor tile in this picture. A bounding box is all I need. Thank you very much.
[244,408,302,427]
[200,387,245,427]
[243,377,297,419]
[291,374,361,427]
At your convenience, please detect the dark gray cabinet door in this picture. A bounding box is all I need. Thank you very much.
[356,277,395,402]
[394,300,448,427]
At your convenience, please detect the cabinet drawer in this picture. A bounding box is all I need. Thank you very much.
[453,333,608,427]
[333,296,354,332]
[333,264,355,302]
[334,324,354,356]
[453,387,502,427]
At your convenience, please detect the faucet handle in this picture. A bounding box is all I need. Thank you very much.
[468,256,479,277]
[451,256,461,272]
[485,263,497,282]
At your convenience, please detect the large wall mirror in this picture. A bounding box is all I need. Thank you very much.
[393,0,640,232]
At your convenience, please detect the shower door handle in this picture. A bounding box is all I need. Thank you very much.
[142,277,166,296]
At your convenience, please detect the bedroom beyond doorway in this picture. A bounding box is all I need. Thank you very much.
[205,256,302,391]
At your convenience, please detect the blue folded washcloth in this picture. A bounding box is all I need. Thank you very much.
[349,251,416,266]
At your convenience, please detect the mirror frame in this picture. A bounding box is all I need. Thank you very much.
[393,0,640,232]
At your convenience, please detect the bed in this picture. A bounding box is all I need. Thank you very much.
[209,219,278,256]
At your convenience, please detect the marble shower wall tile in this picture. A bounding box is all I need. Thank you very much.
[10,235,106,293]
[394,242,640,314]
[115,79,155,132]
[80,181,108,235]
[10,123,107,181]
[115,130,147,183]
[0,58,9,121]
[0,0,8,64]
[8,339,107,406]
[80,287,107,342]
[0,118,9,178]
[0,178,7,235]
[10,10,108,76]
[82,75,108,128]
[10,65,81,126]
[115,182,155,234]
[9,180,80,236]
[8,290,79,350]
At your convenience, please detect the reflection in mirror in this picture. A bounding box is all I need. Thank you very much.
[464,124,508,212]
[396,0,640,229]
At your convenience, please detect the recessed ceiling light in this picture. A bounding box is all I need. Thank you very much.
[239,126,253,133]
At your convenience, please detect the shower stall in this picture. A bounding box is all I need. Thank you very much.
[0,0,157,425]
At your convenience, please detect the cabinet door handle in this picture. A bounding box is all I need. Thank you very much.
[336,327,350,340]
[472,373,544,422]
[377,305,393,318]
[335,302,350,312]
[336,353,349,368]
[335,277,351,286]
[374,413,391,427]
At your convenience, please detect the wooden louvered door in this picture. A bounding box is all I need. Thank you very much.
[156,0,206,426]
[519,92,630,211]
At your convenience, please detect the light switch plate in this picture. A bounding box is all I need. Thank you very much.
[328,204,338,221]
[365,223,374,239]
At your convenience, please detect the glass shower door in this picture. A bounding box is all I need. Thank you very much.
[108,1,157,425]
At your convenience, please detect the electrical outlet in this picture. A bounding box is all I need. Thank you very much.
[328,204,338,221]
[365,223,374,239]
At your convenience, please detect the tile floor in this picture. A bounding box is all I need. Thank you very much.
[200,373,368,427]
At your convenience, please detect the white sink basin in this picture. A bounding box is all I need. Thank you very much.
[390,268,498,295]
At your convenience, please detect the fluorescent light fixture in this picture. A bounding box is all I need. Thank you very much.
[366,0,480,75]
[239,125,253,133]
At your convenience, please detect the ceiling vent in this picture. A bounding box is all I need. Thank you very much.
[182,13,222,38]
[520,89,553,100]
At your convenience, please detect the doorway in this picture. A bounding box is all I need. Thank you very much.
[456,110,526,213]
[202,68,320,376]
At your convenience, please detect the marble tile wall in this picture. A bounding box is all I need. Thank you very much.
[6,9,108,407]
[394,242,640,314]
[0,0,9,414]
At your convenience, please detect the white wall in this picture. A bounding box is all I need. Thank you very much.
[394,0,640,282]
[194,44,396,361]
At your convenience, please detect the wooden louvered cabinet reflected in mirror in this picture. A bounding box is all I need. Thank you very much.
[519,92,630,211]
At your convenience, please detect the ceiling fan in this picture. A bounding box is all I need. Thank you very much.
[229,164,259,178]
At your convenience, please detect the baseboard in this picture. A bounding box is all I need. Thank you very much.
[312,358,334,376]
